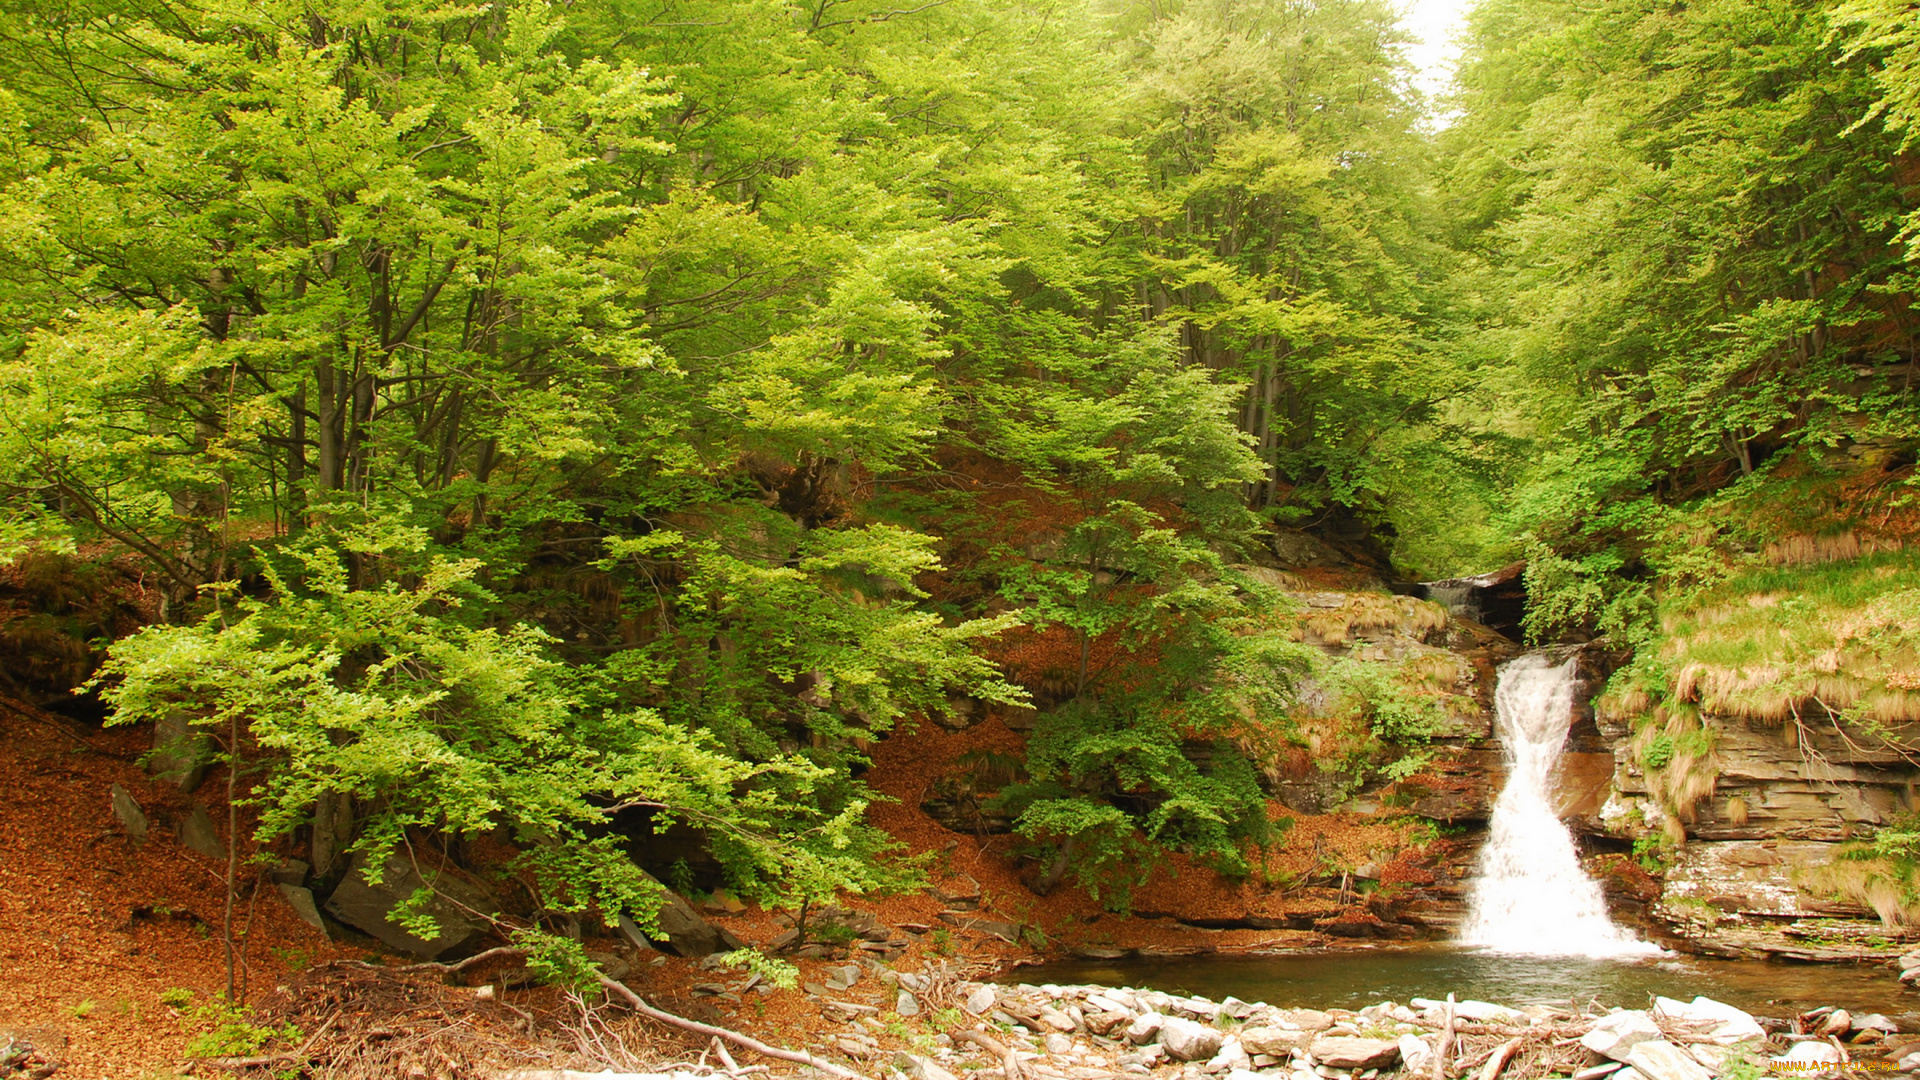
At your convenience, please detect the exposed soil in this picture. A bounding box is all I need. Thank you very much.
[0,688,1431,1079]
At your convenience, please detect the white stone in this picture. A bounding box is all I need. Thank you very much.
[965,985,997,1015]
[1775,1042,1842,1066]
[1580,1010,1663,1062]
[1450,1000,1524,1025]
[1396,1034,1431,1074]
[897,990,920,1016]
[1240,1028,1309,1056]
[1088,994,1134,1017]
[1126,1012,1166,1045]
[1203,1036,1249,1075]
[1038,1006,1077,1033]
[1045,1034,1073,1055]
[1307,1038,1400,1071]
[1853,1013,1897,1034]
[1898,1049,1920,1071]
[1159,1017,1225,1062]
[1650,996,1764,1045]
[1624,1040,1711,1080]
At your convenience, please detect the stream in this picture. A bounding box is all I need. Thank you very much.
[1006,652,1920,1028]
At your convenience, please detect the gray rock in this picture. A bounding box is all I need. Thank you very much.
[965,985,997,1016]
[322,854,489,959]
[1580,1011,1663,1062]
[1125,1012,1165,1045]
[179,803,226,861]
[1159,1017,1224,1062]
[277,883,327,931]
[1624,1041,1711,1080]
[1220,997,1257,1020]
[1045,1033,1073,1055]
[310,790,353,881]
[149,710,212,791]
[1087,993,1134,1017]
[894,1052,959,1080]
[1239,1028,1310,1056]
[1308,1038,1400,1071]
[897,990,921,1016]
[269,859,310,887]
[636,873,745,957]
[614,912,659,952]
[109,784,147,843]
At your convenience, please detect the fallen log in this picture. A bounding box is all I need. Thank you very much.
[954,1027,1027,1080]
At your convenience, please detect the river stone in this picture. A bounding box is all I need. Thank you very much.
[1086,1011,1129,1036]
[1624,1041,1711,1080]
[1449,1000,1524,1024]
[1308,1038,1400,1070]
[1817,1010,1852,1037]
[1204,1036,1250,1074]
[1852,1013,1897,1035]
[1038,1005,1076,1033]
[1581,1010,1663,1062]
[1087,993,1133,1016]
[1220,997,1257,1020]
[965,985,997,1015]
[1240,1028,1310,1056]
[1278,1009,1335,1033]
[1159,1017,1224,1062]
[1396,1035,1431,1074]
[1126,1012,1165,1045]
[1775,1042,1841,1066]
[1652,996,1765,1045]
[895,1052,959,1080]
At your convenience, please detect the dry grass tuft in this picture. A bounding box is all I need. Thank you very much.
[1297,593,1448,646]
[1797,857,1920,927]
[1764,530,1903,566]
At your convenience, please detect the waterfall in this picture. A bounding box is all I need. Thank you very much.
[1461,653,1659,957]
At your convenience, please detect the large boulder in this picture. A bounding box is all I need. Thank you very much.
[632,874,745,957]
[1651,997,1764,1045]
[324,854,489,959]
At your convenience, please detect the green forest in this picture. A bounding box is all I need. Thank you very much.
[0,0,1917,981]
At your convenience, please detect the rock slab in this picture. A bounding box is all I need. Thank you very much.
[323,854,488,959]
[1624,1041,1712,1080]
[1159,1017,1224,1062]
[1308,1037,1401,1071]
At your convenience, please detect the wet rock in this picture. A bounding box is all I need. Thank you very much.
[1623,1041,1711,1080]
[323,854,489,959]
[109,784,147,843]
[1240,1028,1310,1056]
[1125,1012,1164,1045]
[1580,1011,1663,1062]
[1852,1013,1896,1035]
[1308,1037,1400,1071]
[1158,1017,1224,1062]
[1817,1009,1852,1037]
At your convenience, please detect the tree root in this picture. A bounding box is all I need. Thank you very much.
[598,973,874,1080]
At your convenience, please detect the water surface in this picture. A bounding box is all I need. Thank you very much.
[1009,945,1920,1026]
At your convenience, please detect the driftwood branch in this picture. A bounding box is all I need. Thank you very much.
[1478,1037,1525,1080]
[954,1028,1025,1080]
[1430,994,1455,1080]
[598,974,872,1080]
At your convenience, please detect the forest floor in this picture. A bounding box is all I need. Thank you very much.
[0,693,1419,1080]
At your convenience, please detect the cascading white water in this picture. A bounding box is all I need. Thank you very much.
[1461,653,1660,957]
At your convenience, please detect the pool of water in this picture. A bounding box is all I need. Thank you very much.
[1007,946,1920,1026]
